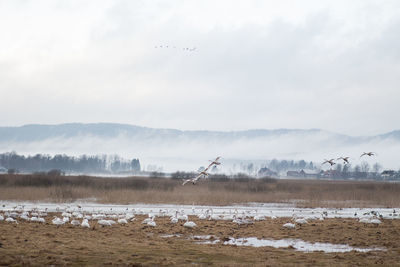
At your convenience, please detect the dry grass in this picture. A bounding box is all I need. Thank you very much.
[1,215,400,266]
[1,174,400,207]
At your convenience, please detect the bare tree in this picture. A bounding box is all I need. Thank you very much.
[335,163,343,173]
[360,161,370,173]
[372,163,382,173]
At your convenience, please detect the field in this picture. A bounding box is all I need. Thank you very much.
[1,174,400,207]
[1,209,400,266]
[1,174,400,266]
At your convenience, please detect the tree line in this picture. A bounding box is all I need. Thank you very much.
[0,152,140,174]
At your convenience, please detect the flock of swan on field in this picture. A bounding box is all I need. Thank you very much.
[1,203,397,231]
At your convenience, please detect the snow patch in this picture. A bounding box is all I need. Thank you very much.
[223,237,386,253]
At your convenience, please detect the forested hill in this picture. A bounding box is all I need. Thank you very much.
[0,152,140,174]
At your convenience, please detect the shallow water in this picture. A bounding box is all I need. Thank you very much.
[222,237,386,253]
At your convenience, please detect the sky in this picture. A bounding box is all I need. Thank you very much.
[1,0,400,136]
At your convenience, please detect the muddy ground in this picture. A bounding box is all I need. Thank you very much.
[1,215,399,266]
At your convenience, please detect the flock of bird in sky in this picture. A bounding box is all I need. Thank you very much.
[155,45,197,51]
[182,156,221,185]
[322,152,377,167]
[183,152,377,185]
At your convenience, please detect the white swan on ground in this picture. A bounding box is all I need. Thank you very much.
[125,213,135,220]
[20,214,30,221]
[295,218,308,224]
[62,212,72,218]
[72,211,81,217]
[209,214,221,220]
[142,218,153,224]
[147,220,157,227]
[9,212,19,219]
[184,221,197,228]
[92,214,106,220]
[222,214,235,221]
[71,220,81,226]
[81,219,90,228]
[254,215,266,221]
[98,220,113,226]
[198,213,208,220]
[177,214,188,221]
[52,217,65,225]
[369,219,381,224]
[283,223,296,229]
[118,218,128,224]
[30,217,39,222]
[0,214,4,221]
[359,217,381,224]
[6,217,17,223]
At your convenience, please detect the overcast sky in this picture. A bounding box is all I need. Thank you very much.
[1,0,399,136]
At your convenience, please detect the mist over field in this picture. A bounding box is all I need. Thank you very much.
[0,123,399,172]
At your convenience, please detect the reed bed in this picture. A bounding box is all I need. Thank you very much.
[1,174,400,207]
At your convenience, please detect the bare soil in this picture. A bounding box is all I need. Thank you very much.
[1,215,400,266]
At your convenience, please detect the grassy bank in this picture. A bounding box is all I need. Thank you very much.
[1,174,399,207]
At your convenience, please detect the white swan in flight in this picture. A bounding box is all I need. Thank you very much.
[182,166,210,185]
[183,157,222,185]
[322,159,336,166]
[337,157,350,164]
[360,152,376,158]
[182,173,203,185]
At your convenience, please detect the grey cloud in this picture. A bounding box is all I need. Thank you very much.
[0,1,399,135]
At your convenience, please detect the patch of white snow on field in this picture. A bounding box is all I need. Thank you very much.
[191,235,220,245]
[223,237,386,253]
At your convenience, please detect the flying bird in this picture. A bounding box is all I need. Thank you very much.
[182,172,207,186]
[322,159,336,166]
[360,152,376,158]
[207,156,221,168]
[337,157,350,164]
[182,157,221,186]
[197,165,211,178]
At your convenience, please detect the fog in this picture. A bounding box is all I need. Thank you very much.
[1,130,399,173]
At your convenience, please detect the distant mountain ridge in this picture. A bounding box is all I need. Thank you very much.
[0,123,395,142]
